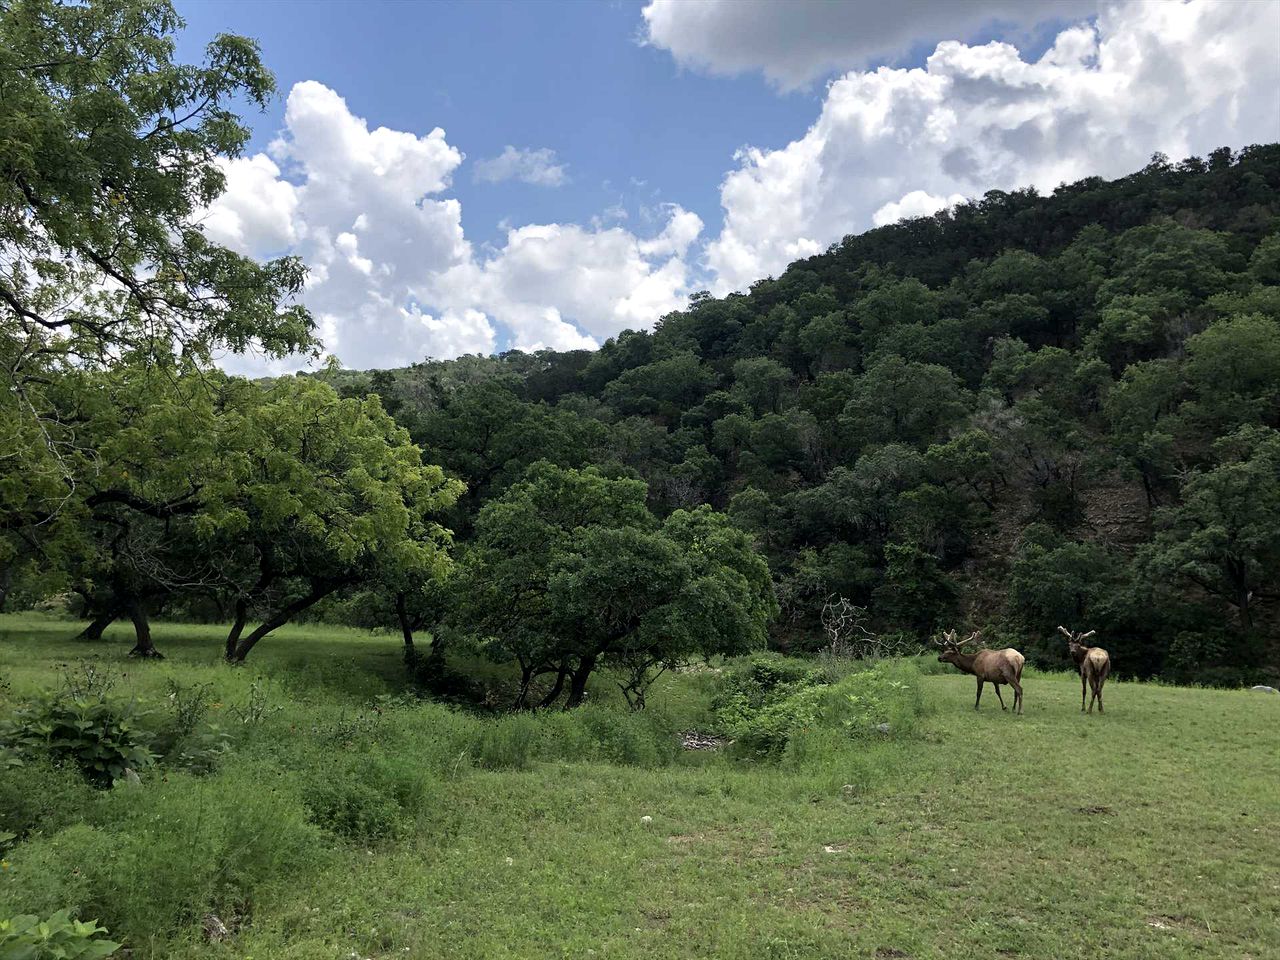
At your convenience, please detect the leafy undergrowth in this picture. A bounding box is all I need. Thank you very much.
[1,614,1277,959]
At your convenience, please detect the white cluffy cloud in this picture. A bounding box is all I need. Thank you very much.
[706,0,1280,292]
[642,0,1097,89]
[474,145,569,187]
[202,82,700,370]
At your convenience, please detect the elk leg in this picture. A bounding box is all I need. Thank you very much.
[1096,681,1104,714]
[1012,679,1023,714]
[975,679,983,710]
[993,684,1007,711]
[1080,672,1087,712]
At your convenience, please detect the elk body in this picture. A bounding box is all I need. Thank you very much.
[1060,626,1111,713]
[934,630,1025,714]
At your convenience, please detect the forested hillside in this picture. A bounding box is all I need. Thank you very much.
[320,148,1280,685]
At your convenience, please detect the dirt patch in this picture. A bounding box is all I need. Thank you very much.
[1076,805,1114,815]
[1146,914,1207,936]
[666,833,705,845]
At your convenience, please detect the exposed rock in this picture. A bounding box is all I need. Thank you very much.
[875,723,892,734]
[680,730,729,750]
[202,914,229,942]
[1250,685,1278,694]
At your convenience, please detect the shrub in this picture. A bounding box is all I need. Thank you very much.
[0,692,156,788]
[731,654,823,696]
[0,909,120,959]
[713,654,827,752]
[830,662,922,738]
[1,765,326,945]
[471,712,538,771]
[153,681,232,776]
[0,762,96,840]
[303,778,402,842]
[560,704,680,767]
[715,660,922,756]
[298,751,431,842]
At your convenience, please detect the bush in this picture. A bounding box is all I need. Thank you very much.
[303,778,402,842]
[0,691,156,788]
[830,662,922,738]
[298,751,432,842]
[0,762,96,840]
[726,684,828,754]
[152,680,232,776]
[558,704,680,767]
[712,654,827,753]
[0,765,326,945]
[715,660,922,756]
[0,909,120,959]
[731,654,823,695]
[471,712,538,771]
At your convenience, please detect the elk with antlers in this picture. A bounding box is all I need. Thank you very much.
[933,629,1025,714]
[1060,626,1111,714]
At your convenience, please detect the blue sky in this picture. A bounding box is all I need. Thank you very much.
[183,1,1280,371]
[176,0,817,248]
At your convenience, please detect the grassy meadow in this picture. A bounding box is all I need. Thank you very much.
[1,613,1277,960]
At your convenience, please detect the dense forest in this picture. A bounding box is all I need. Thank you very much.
[313,146,1280,687]
[2,1,1278,698]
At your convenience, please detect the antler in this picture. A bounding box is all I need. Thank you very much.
[934,629,980,649]
[1059,626,1098,644]
[931,629,959,648]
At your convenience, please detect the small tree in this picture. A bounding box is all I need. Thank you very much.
[202,376,463,661]
[452,464,776,708]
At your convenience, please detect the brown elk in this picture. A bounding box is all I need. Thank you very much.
[933,629,1025,714]
[1060,626,1111,713]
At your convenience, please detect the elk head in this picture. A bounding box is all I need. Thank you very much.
[1058,625,1096,657]
[933,628,979,665]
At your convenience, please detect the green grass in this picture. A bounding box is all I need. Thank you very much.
[1,613,1277,959]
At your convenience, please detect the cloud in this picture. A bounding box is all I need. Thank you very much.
[200,154,298,257]
[429,211,703,351]
[473,145,569,187]
[202,83,697,370]
[872,190,968,228]
[642,0,1097,89]
[706,0,1280,292]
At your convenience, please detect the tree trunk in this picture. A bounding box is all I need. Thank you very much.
[538,664,569,709]
[226,561,276,659]
[127,601,163,659]
[395,592,416,663]
[513,661,536,710]
[224,598,250,660]
[229,580,344,662]
[76,609,118,642]
[565,654,597,708]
